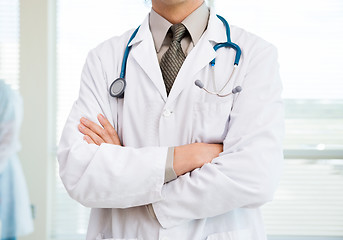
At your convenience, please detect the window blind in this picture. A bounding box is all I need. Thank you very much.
[262,159,343,237]
[0,0,20,89]
[52,0,343,239]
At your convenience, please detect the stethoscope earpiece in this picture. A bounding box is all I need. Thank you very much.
[232,86,242,94]
[194,80,204,89]
[109,78,126,98]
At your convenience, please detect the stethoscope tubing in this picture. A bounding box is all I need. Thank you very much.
[215,65,237,94]
[120,26,140,79]
[110,15,242,98]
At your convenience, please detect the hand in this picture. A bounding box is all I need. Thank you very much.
[78,114,121,146]
[173,143,223,176]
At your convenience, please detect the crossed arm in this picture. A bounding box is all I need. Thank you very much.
[59,45,283,228]
[78,113,223,177]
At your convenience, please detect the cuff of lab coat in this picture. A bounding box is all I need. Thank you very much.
[147,148,176,221]
[164,147,177,183]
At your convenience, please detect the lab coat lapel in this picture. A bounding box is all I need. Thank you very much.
[166,37,215,103]
[128,8,227,104]
[129,16,168,102]
[166,8,227,104]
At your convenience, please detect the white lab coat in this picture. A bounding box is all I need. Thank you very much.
[58,8,284,240]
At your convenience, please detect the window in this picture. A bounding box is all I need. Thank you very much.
[52,0,343,239]
[214,0,343,237]
[0,0,20,89]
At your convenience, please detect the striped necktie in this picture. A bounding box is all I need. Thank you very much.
[160,23,187,95]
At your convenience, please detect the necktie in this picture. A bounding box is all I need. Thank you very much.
[160,23,187,95]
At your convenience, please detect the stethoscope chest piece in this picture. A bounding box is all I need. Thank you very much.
[109,78,126,98]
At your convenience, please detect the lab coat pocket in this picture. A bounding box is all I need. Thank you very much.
[192,98,233,143]
[205,229,252,240]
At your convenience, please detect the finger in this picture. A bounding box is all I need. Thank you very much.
[80,117,103,134]
[97,114,121,145]
[97,114,113,132]
[83,135,95,144]
[78,123,104,146]
[80,117,113,143]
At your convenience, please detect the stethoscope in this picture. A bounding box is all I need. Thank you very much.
[109,15,242,98]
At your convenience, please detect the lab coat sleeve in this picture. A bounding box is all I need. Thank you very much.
[152,44,284,228]
[57,49,168,208]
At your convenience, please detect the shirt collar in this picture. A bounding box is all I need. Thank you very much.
[149,9,172,53]
[182,2,209,46]
[149,2,210,53]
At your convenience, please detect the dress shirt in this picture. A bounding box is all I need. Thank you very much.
[149,2,210,184]
[149,2,210,63]
[146,3,210,218]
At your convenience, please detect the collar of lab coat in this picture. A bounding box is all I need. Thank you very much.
[127,7,227,103]
[129,7,227,47]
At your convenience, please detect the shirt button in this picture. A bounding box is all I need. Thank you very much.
[162,109,172,117]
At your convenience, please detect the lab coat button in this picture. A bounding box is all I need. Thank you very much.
[162,109,172,117]
[161,237,169,240]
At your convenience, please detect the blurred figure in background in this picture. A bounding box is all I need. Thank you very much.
[0,80,33,240]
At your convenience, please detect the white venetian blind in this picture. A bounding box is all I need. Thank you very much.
[213,0,343,237]
[52,0,343,239]
[0,0,20,90]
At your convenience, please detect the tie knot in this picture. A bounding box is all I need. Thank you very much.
[170,24,187,42]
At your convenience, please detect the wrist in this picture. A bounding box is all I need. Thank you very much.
[173,143,201,176]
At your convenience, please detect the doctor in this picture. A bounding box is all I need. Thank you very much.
[58,0,284,239]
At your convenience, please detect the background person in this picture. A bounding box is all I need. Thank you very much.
[0,80,33,240]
